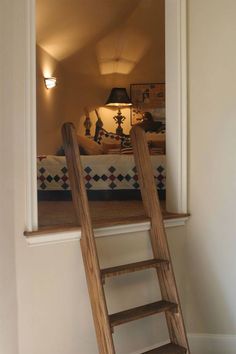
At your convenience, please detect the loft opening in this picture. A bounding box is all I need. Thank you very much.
[30,0,187,230]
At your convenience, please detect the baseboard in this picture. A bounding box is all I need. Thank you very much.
[188,333,236,354]
[129,334,236,354]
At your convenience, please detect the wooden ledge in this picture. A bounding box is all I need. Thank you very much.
[24,212,189,239]
[162,211,190,220]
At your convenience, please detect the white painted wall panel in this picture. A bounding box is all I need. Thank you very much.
[187,0,236,334]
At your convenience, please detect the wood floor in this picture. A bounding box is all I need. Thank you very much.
[38,200,187,229]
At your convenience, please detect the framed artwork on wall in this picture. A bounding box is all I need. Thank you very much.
[130,83,165,125]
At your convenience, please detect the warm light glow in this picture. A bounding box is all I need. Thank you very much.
[96,28,150,75]
[44,77,57,89]
[37,0,139,61]
[106,102,132,107]
[99,59,136,75]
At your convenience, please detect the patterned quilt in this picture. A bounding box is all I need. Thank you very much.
[37,155,166,191]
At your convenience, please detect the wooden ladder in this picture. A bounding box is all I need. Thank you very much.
[62,122,190,354]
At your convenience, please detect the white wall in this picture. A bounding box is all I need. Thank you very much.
[5,0,236,353]
[187,0,236,336]
[0,1,186,354]
[0,0,186,353]
[16,229,186,354]
[0,3,185,353]
[0,1,19,353]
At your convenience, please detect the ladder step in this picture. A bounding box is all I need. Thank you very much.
[101,259,169,280]
[142,343,187,353]
[109,300,177,328]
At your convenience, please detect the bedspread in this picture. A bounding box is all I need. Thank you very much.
[37,155,166,192]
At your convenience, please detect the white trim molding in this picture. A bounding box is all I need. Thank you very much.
[25,0,38,231]
[93,221,151,238]
[26,217,189,247]
[165,0,187,213]
[26,229,81,247]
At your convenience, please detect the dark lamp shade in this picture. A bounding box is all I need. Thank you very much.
[105,87,132,107]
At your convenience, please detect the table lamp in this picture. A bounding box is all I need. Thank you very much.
[105,87,132,135]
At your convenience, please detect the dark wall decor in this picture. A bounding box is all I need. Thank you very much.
[130,83,165,125]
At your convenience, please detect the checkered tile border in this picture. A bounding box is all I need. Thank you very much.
[37,164,165,191]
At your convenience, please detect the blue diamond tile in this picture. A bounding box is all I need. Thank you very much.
[157,166,164,173]
[62,183,69,190]
[40,183,46,190]
[93,174,100,181]
[133,182,139,189]
[54,175,60,182]
[85,182,92,189]
[46,175,53,182]
[84,166,92,174]
[39,167,46,174]
[125,174,131,181]
[101,174,108,181]
[109,182,117,189]
[108,166,116,173]
[61,167,68,174]
[117,174,124,181]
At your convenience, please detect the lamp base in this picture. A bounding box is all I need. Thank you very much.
[113,108,125,136]
[115,126,123,135]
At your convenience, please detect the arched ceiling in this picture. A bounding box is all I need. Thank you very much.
[36,0,142,61]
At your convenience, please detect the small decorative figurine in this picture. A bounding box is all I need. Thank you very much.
[83,107,92,136]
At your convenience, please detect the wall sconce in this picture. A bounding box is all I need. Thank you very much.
[105,87,132,135]
[44,77,57,89]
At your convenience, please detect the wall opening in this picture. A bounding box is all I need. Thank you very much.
[25,0,187,231]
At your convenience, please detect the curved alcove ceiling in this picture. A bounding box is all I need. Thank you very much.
[36,0,142,61]
[36,0,164,73]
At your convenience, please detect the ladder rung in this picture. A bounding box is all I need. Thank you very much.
[101,259,169,280]
[142,343,187,353]
[109,300,177,328]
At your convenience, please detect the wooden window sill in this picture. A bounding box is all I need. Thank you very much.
[24,212,189,247]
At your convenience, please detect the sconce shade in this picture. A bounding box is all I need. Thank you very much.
[105,87,132,107]
[44,77,57,89]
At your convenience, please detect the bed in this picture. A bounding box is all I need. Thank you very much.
[37,154,166,201]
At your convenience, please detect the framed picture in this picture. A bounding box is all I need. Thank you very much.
[130,83,165,125]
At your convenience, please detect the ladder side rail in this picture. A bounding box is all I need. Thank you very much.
[62,122,115,354]
[130,126,190,353]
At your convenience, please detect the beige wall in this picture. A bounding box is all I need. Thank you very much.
[16,229,186,354]
[186,0,236,334]
[63,0,165,136]
[9,3,180,350]
[36,0,165,149]
[36,45,65,154]
[0,1,19,354]
[4,0,236,354]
